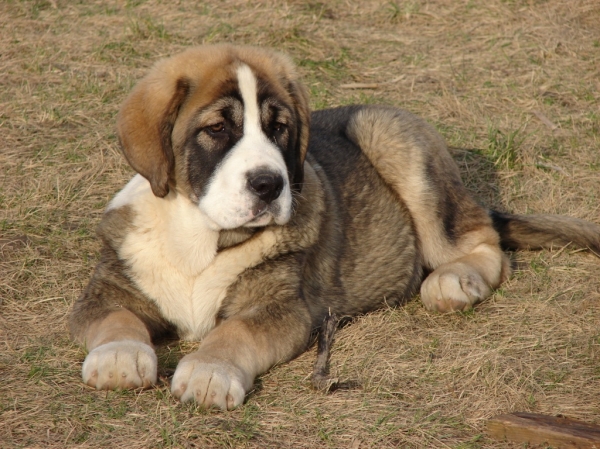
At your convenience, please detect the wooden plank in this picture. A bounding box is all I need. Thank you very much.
[487,413,600,448]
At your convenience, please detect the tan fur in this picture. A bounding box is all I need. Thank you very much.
[348,107,510,311]
[84,309,152,350]
[81,309,156,389]
[171,311,312,409]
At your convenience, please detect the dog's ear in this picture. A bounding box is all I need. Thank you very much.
[116,69,190,198]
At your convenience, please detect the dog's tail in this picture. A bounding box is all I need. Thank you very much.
[490,210,600,256]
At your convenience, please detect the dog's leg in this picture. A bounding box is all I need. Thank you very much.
[348,106,510,312]
[171,314,311,409]
[171,319,266,410]
[171,259,312,410]
[74,309,158,389]
[418,227,510,313]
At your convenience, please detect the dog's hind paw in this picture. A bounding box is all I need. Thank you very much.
[171,353,247,410]
[82,340,157,390]
[420,262,492,313]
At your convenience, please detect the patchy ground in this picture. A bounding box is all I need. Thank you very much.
[1,0,599,447]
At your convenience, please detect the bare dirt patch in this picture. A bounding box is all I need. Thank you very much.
[1,0,599,447]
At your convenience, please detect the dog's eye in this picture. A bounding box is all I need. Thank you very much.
[273,122,287,132]
[208,122,225,134]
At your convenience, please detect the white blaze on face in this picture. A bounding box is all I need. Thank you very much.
[198,64,292,230]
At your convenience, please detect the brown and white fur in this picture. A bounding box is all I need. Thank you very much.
[69,44,600,410]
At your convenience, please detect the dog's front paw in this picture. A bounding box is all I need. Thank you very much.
[420,262,492,313]
[82,340,157,390]
[171,353,247,410]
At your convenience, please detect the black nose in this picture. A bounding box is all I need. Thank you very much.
[248,171,284,204]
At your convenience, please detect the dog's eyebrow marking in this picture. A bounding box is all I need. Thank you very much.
[236,64,261,133]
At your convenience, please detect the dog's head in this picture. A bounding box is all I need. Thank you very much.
[116,45,310,230]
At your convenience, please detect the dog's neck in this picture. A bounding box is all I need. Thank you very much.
[161,190,221,276]
[108,174,220,277]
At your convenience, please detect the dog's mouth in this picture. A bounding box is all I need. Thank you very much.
[244,201,277,227]
[253,200,269,217]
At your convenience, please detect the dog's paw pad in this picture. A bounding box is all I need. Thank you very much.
[82,340,157,390]
[171,355,246,410]
[421,263,491,313]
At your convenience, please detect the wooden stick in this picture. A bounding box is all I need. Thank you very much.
[487,412,600,448]
[311,312,339,392]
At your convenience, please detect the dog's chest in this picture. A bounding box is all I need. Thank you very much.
[109,180,221,340]
[123,231,279,341]
[118,217,222,340]
[110,178,280,341]
[128,254,233,341]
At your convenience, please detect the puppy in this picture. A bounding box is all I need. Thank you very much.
[69,44,600,410]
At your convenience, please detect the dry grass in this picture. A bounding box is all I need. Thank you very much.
[1,0,599,447]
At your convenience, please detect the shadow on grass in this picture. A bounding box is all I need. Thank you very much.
[449,146,505,211]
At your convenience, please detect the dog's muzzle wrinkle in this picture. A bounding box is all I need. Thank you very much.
[247,170,284,204]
